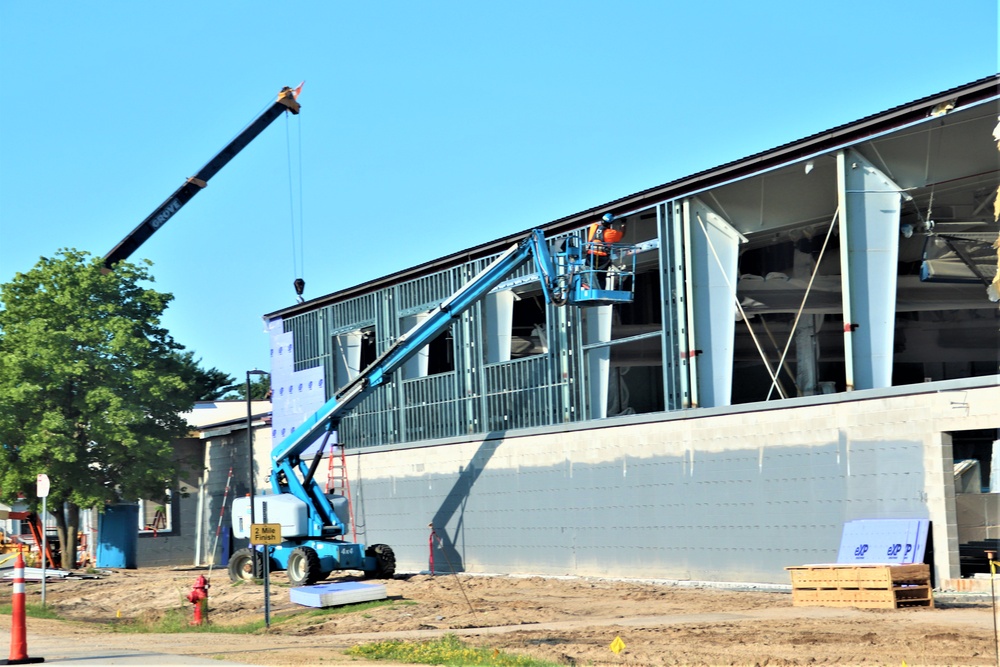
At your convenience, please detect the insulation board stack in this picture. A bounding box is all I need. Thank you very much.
[290,581,387,608]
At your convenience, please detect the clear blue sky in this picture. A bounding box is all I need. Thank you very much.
[1,1,996,384]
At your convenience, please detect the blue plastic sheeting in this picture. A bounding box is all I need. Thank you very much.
[836,519,929,564]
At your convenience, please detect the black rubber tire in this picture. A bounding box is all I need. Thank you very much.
[228,548,263,583]
[286,546,322,586]
[363,543,396,579]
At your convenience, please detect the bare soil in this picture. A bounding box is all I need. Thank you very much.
[1,566,996,666]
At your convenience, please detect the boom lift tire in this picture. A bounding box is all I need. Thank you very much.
[228,548,264,583]
[286,546,322,586]
[363,543,396,579]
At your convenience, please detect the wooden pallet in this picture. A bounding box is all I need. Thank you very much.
[786,564,934,609]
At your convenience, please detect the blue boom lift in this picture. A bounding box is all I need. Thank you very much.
[228,226,637,585]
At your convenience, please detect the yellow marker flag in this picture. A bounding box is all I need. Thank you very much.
[610,636,626,655]
[901,661,907,667]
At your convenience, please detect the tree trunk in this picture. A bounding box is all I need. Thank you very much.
[52,502,67,567]
[52,502,80,570]
[64,503,79,570]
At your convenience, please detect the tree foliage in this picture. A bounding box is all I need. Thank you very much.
[223,374,271,400]
[176,351,238,400]
[0,250,227,565]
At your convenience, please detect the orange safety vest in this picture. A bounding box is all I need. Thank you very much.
[587,223,623,256]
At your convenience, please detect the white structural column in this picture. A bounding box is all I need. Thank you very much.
[400,313,432,377]
[794,248,820,396]
[483,290,515,363]
[333,331,364,385]
[685,197,745,408]
[836,150,903,390]
[585,305,613,419]
[667,201,695,408]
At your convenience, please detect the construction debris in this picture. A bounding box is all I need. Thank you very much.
[1,567,105,581]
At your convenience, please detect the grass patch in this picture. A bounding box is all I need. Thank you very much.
[108,607,269,634]
[0,603,63,620]
[108,598,406,634]
[347,633,561,666]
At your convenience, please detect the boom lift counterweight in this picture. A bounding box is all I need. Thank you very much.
[229,226,638,585]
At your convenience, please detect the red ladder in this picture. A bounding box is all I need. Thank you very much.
[325,442,357,542]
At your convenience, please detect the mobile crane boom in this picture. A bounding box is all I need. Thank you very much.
[229,225,637,586]
[103,85,301,269]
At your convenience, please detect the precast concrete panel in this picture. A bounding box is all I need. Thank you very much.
[349,382,997,583]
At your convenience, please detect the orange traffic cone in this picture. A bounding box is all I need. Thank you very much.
[0,551,44,665]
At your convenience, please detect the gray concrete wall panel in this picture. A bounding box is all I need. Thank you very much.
[344,382,998,584]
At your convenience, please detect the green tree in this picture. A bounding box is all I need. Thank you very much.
[176,351,238,400]
[223,374,271,400]
[0,250,221,568]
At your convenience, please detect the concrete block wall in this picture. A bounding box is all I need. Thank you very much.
[136,439,202,568]
[344,380,999,584]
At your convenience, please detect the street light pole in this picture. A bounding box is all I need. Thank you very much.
[245,369,270,529]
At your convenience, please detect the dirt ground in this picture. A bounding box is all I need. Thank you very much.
[2,566,997,666]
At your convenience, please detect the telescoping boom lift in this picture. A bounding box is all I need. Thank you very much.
[228,226,638,585]
[103,85,302,269]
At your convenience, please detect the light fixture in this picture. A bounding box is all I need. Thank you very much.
[245,369,270,531]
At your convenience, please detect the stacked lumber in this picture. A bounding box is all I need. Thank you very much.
[786,563,933,609]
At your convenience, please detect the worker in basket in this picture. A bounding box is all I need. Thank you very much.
[586,213,626,289]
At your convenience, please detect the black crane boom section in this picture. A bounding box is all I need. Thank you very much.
[102,86,301,269]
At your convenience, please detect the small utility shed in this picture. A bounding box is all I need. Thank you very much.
[135,400,271,568]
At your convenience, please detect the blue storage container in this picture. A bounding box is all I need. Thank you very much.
[96,504,139,568]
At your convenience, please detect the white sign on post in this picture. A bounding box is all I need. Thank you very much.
[37,473,50,605]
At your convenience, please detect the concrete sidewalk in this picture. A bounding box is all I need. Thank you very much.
[4,633,250,666]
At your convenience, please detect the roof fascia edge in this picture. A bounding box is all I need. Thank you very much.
[670,93,1000,206]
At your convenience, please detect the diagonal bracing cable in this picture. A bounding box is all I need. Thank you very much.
[694,213,786,399]
[765,207,840,401]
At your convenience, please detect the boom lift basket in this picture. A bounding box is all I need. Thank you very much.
[559,238,637,306]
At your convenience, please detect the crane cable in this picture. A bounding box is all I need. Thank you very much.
[285,111,306,302]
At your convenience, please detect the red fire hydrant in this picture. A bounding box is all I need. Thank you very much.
[186,574,210,625]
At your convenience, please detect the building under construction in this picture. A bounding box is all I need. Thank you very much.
[264,75,1000,588]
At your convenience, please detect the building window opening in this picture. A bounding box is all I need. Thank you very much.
[511,290,547,359]
[482,286,548,364]
[953,428,999,493]
[400,313,454,379]
[426,326,455,375]
[359,327,377,370]
[732,235,846,402]
[582,263,665,418]
[138,493,172,534]
[332,326,377,390]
